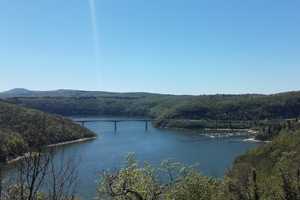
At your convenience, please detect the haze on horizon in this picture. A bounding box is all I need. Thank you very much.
[0,0,299,95]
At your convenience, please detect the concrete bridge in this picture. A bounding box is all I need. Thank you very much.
[74,119,154,131]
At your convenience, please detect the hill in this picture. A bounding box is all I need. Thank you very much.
[225,120,300,199]
[0,88,157,98]
[0,88,33,97]
[1,89,300,121]
[0,100,96,163]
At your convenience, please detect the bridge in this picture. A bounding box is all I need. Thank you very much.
[74,119,155,131]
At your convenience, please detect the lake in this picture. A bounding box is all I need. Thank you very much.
[4,117,260,199]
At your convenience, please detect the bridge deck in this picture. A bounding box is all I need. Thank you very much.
[73,119,153,131]
[74,119,154,123]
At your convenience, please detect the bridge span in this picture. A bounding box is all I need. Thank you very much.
[73,119,155,131]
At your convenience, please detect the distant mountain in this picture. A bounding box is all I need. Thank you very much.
[1,88,34,97]
[0,88,158,98]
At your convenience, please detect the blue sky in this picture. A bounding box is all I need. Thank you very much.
[0,0,299,94]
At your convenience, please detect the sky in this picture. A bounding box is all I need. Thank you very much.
[0,0,299,95]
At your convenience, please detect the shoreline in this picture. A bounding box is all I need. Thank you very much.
[157,126,269,142]
[47,137,97,148]
[204,128,258,134]
[243,137,271,143]
[6,136,97,165]
[158,126,258,135]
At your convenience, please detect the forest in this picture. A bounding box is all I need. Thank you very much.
[2,89,300,122]
[0,100,95,163]
[2,89,300,140]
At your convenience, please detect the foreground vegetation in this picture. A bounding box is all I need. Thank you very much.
[97,154,222,200]
[0,100,96,163]
[0,149,79,200]
[226,123,300,199]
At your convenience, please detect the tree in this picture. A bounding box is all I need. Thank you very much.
[1,148,79,200]
[96,154,221,200]
[0,163,3,199]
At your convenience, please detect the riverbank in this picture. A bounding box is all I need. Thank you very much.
[6,136,97,165]
[203,128,258,134]
[158,125,258,135]
[243,137,271,143]
[47,136,97,148]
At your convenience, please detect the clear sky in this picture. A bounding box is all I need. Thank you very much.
[0,0,299,95]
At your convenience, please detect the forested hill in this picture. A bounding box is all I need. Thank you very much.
[0,88,157,98]
[1,89,300,121]
[0,100,96,163]
[225,121,300,199]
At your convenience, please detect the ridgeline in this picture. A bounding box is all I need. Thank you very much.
[1,89,300,121]
[1,89,300,137]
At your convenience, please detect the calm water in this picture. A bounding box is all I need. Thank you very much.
[5,117,259,199]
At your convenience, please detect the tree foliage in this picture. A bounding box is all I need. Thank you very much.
[3,91,300,119]
[4,91,300,131]
[97,154,222,200]
[226,125,300,199]
[0,101,95,163]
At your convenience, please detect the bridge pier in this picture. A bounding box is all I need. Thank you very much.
[114,121,117,132]
[80,121,85,127]
[145,121,148,131]
[74,119,153,132]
